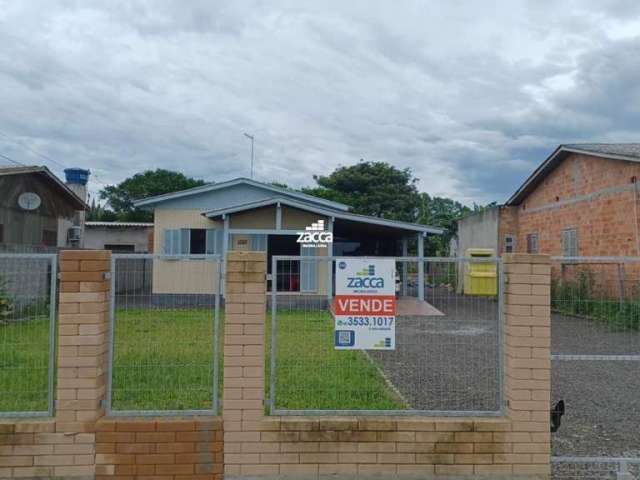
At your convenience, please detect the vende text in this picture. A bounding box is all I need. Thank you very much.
[333,295,396,315]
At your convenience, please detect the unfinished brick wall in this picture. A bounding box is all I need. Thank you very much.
[223,251,552,478]
[502,153,640,257]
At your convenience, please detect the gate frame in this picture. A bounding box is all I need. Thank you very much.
[269,254,505,417]
[0,253,57,418]
[105,252,223,416]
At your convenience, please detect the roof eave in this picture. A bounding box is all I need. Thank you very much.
[202,197,444,235]
[506,145,640,206]
[133,177,350,211]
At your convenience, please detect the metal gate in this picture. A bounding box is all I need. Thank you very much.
[105,254,222,415]
[550,257,640,479]
[268,255,504,417]
[0,253,57,417]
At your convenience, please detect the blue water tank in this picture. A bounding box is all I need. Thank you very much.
[64,168,90,185]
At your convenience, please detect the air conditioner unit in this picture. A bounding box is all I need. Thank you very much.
[68,226,82,243]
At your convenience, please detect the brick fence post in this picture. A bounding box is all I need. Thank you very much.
[222,251,267,477]
[503,253,552,477]
[56,251,111,458]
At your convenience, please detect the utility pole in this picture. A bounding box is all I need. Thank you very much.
[243,133,254,179]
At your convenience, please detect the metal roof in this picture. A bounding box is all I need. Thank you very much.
[507,143,640,205]
[202,196,444,234]
[85,221,153,228]
[0,165,87,210]
[133,177,350,211]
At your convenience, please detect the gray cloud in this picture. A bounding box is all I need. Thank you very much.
[0,0,639,205]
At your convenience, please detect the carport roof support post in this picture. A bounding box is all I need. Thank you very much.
[417,232,424,301]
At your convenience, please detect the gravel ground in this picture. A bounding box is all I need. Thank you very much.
[551,312,640,459]
[367,291,640,463]
[368,292,501,412]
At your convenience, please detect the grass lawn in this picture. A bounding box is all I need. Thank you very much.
[1,307,402,413]
[267,309,405,411]
[0,317,50,412]
[111,307,219,411]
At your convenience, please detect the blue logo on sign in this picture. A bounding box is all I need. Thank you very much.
[338,261,347,270]
[335,330,355,347]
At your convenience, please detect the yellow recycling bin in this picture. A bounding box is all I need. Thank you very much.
[464,248,497,296]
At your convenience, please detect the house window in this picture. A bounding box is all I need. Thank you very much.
[163,228,222,255]
[526,233,539,254]
[504,235,515,253]
[562,228,578,257]
[42,229,57,247]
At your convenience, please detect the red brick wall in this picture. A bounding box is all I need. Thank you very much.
[95,418,223,480]
[501,153,640,257]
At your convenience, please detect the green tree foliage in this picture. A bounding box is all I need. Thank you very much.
[301,161,495,255]
[86,198,117,222]
[99,169,207,222]
[302,161,420,222]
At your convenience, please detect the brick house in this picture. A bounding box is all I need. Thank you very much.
[457,144,640,258]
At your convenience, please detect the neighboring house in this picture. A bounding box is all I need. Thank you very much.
[134,177,443,298]
[84,222,153,253]
[0,166,89,252]
[458,144,640,259]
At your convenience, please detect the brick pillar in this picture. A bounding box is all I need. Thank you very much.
[57,250,111,436]
[503,253,551,477]
[222,251,267,477]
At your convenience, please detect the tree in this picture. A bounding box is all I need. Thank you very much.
[99,169,207,222]
[302,161,420,222]
[86,198,117,222]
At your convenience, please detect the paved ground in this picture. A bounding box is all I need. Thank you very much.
[367,291,640,461]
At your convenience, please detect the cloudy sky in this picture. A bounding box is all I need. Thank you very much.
[1,1,640,205]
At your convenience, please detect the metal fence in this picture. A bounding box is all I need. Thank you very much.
[0,253,57,417]
[268,255,503,416]
[106,254,222,415]
[550,257,640,479]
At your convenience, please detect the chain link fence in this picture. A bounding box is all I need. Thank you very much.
[268,255,503,416]
[551,257,640,479]
[106,254,222,415]
[0,253,57,417]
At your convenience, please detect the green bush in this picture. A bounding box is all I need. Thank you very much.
[0,275,14,322]
[551,267,640,331]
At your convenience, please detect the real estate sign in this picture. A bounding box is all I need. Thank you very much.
[333,258,396,350]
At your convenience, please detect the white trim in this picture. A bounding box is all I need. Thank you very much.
[276,203,282,230]
[133,177,349,211]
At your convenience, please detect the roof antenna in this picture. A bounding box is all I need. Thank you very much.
[243,133,255,179]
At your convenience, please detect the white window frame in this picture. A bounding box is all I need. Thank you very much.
[526,233,539,254]
[561,228,578,257]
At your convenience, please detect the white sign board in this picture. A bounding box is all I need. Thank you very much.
[333,258,396,350]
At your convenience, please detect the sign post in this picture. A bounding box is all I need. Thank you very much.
[333,258,396,350]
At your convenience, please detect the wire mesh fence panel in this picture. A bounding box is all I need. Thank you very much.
[550,257,640,478]
[0,254,56,416]
[551,258,640,358]
[107,254,221,415]
[268,256,502,415]
[552,458,640,480]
